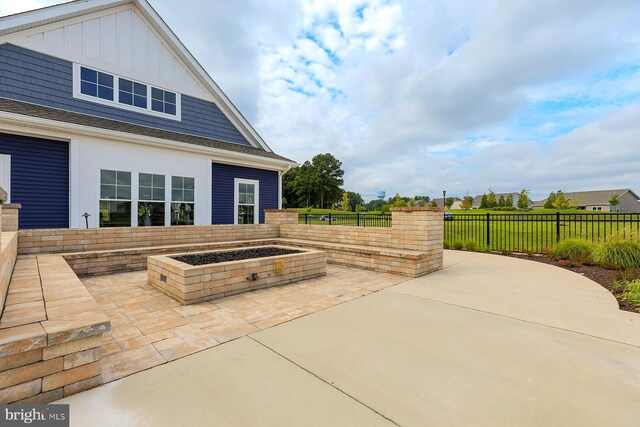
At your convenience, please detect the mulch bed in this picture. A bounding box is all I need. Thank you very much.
[173,247,302,266]
[499,252,639,313]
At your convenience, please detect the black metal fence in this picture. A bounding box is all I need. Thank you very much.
[298,213,392,227]
[445,213,640,253]
[297,212,640,253]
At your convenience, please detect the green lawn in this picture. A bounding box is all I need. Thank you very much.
[444,213,639,253]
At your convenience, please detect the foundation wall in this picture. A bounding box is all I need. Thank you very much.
[18,224,280,255]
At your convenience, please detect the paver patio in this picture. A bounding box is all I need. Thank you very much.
[84,265,408,382]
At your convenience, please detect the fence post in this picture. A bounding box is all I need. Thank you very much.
[304,213,308,224]
[486,212,490,247]
[329,213,332,225]
[357,213,360,227]
[556,212,561,243]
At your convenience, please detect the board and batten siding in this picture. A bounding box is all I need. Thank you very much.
[211,163,278,224]
[0,133,69,229]
[0,44,251,146]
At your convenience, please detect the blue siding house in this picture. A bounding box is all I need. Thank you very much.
[0,0,295,229]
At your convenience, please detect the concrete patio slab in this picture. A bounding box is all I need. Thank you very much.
[57,337,393,427]
[393,251,640,347]
[253,289,640,426]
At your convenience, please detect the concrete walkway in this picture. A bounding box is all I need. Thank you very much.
[57,251,640,426]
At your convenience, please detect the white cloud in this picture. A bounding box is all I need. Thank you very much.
[2,0,640,202]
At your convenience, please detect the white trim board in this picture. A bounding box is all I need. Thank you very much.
[0,111,295,171]
[0,154,10,203]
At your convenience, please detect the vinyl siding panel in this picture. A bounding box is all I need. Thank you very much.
[0,133,69,229]
[211,163,278,224]
[0,43,251,146]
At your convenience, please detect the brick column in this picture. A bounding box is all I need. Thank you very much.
[390,207,443,252]
[2,203,22,231]
[264,209,299,226]
[1,204,21,232]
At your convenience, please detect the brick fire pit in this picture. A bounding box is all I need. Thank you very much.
[147,246,326,304]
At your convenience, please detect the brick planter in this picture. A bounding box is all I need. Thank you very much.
[147,246,326,304]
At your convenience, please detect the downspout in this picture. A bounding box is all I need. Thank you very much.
[278,165,291,209]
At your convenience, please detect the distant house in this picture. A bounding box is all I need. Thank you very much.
[471,192,522,209]
[532,189,640,213]
[433,197,462,210]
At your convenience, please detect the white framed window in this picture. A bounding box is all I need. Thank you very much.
[99,169,131,227]
[592,206,602,211]
[171,176,195,226]
[73,64,182,121]
[0,154,10,203]
[234,178,259,224]
[138,173,165,226]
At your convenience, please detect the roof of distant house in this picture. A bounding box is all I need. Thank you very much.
[532,189,638,207]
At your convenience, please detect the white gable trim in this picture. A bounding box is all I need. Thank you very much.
[0,0,273,152]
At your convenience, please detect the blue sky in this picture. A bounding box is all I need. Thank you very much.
[2,0,640,201]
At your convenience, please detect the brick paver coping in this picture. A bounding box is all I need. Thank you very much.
[0,255,110,404]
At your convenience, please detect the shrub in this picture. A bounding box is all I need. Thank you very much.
[592,231,640,269]
[443,241,451,249]
[618,279,640,308]
[463,240,477,251]
[548,239,594,264]
[452,240,464,250]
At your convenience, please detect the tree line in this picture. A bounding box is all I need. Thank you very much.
[283,154,536,213]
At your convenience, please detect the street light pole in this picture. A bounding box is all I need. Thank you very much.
[443,190,446,210]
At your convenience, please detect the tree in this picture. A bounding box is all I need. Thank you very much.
[345,191,364,212]
[391,193,408,208]
[281,197,287,208]
[479,194,489,209]
[311,153,344,209]
[414,196,430,207]
[281,153,345,208]
[341,192,349,211]
[552,190,571,210]
[355,204,365,213]
[505,194,514,207]
[544,191,557,209]
[461,195,473,211]
[609,194,620,206]
[429,200,438,208]
[498,195,506,207]
[445,197,454,209]
[487,190,497,208]
[365,199,385,212]
[282,162,316,208]
[517,189,530,210]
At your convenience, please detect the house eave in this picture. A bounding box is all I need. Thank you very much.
[0,110,296,171]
